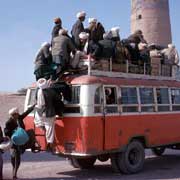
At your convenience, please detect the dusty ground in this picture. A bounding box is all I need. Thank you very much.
[0,94,25,127]
[1,94,180,180]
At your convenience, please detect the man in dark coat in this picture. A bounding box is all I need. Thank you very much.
[35,78,64,152]
[71,11,86,49]
[125,30,147,63]
[51,17,62,40]
[52,29,76,76]
[127,30,147,45]
[4,105,35,180]
[98,32,116,59]
[34,42,54,80]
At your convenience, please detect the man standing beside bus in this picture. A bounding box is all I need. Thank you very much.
[35,78,63,152]
[4,105,35,180]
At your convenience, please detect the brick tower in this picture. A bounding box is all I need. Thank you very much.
[131,0,172,46]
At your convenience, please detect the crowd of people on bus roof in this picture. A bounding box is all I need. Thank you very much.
[34,10,179,81]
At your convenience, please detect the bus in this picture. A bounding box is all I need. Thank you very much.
[24,63,180,174]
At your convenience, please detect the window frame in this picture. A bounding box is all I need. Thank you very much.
[103,85,119,114]
[94,86,103,114]
[64,85,81,114]
[170,88,180,111]
[120,86,139,113]
[155,87,170,112]
[139,86,156,113]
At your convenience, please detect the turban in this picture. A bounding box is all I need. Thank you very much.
[168,44,175,48]
[41,42,50,47]
[37,78,48,89]
[9,107,19,115]
[88,18,97,24]
[111,26,120,33]
[79,32,89,40]
[76,11,86,18]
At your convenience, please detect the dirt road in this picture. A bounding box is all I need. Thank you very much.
[1,94,180,180]
[3,149,180,180]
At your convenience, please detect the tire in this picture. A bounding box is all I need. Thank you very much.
[98,155,109,162]
[152,147,165,156]
[117,141,145,174]
[68,157,80,168]
[110,153,120,173]
[69,157,96,169]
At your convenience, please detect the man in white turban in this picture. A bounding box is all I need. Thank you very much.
[70,32,90,69]
[4,104,35,179]
[35,78,63,152]
[161,44,179,65]
[71,11,86,49]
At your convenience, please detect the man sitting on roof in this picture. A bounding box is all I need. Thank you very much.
[98,32,116,59]
[161,44,179,65]
[52,29,76,77]
[70,32,100,69]
[86,18,105,43]
[71,11,86,49]
[51,17,62,40]
[34,42,55,81]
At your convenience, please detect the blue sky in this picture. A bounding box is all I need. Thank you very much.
[0,0,179,92]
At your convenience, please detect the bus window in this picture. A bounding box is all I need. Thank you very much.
[104,87,118,113]
[171,89,180,111]
[156,88,170,111]
[64,86,80,113]
[121,87,138,112]
[140,88,155,112]
[94,87,102,113]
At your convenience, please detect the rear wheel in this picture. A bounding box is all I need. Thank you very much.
[117,141,145,174]
[68,157,96,169]
[152,147,165,156]
[110,153,120,173]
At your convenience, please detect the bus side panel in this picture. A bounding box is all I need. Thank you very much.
[24,116,47,150]
[105,113,180,150]
[55,116,103,154]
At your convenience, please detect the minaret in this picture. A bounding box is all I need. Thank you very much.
[131,0,172,46]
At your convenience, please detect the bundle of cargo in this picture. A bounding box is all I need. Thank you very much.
[112,63,127,72]
[161,64,171,77]
[91,59,110,71]
[150,57,162,76]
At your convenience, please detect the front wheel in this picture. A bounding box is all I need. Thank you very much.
[117,141,145,174]
[68,157,96,169]
[152,147,165,156]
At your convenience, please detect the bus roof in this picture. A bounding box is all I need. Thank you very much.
[29,72,180,89]
[64,74,180,88]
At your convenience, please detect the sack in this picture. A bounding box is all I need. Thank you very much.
[0,138,12,151]
[11,127,29,146]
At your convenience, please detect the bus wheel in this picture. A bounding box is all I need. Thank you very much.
[74,157,96,169]
[68,157,80,168]
[152,147,165,156]
[98,155,109,162]
[110,153,120,173]
[117,141,145,174]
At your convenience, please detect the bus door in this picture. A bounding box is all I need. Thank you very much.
[24,88,47,150]
[103,86,119,150]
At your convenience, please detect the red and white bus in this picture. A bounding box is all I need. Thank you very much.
[24,68,180,174]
